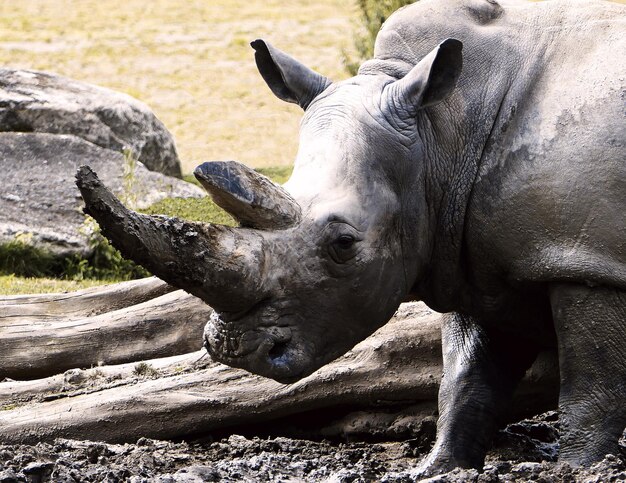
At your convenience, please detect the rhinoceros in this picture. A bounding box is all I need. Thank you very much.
[76,0,625,475]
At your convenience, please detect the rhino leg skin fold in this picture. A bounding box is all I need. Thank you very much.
[414,313,545,475]
[76,0,625,475]
[550,284,626,465]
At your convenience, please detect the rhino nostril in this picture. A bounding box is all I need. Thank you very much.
[268,339,289,362]
[264,325,292,362]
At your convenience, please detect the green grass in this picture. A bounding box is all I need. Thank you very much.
[0,275,109,295]
[0,238,65,279]
[0,236,150,281]
[140,197,236,226]
[256,166,294,185]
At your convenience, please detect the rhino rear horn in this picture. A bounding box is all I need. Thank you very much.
[194,161,301,230]
[251,39,331,110]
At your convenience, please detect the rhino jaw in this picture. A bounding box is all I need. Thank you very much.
[203,310,314,384]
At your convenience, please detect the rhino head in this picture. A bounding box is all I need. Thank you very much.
[76,38,462,383]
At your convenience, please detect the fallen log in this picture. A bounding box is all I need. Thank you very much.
[0,289,212,380]
[0,276,173,321]
[0,350,208,405]
[0,303,559,445]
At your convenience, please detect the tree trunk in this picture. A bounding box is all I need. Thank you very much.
[0,286,211,380]
[0,276,173,321]
[0,350,207,405]
[0,302,559,445]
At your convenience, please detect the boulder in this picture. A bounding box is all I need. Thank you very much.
[0,132,204,255]
[0,69,182,178]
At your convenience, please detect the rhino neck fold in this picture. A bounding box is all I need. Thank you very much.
[75,166,266,313]
[411,80,512,313]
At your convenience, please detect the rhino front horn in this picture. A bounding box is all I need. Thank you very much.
[194,161,301,230]
[75,165,267,313]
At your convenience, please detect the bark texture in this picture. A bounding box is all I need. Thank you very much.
[0,277,172,320]
[0,278,210,380]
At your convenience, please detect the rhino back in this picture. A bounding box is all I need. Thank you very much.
[372,0,625,293]
[466,1,625,289]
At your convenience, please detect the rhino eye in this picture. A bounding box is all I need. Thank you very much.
[336,234,355,248]
[329,234,358,263]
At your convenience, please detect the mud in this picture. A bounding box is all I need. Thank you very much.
[0,412,624,482]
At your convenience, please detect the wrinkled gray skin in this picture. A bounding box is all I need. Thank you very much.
[76,0,625,476]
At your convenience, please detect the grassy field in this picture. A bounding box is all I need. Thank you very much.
[0,0,356,174]
[0,275,109,295]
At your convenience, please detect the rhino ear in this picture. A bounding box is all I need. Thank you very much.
[251,39,332,110]
[389,38,463,116]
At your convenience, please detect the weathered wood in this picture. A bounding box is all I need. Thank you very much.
[0,351,207,405]
[0,276,173,322]
[0,289,212,380]
[0,303,559,445]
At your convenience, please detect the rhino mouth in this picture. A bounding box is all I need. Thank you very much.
[203,305,311,384]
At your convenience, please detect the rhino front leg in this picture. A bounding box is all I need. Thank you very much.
[416,312,540,476]
[550,284,626,466]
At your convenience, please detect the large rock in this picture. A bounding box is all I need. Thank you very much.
[0,132,204,255]
[0,69,182,178]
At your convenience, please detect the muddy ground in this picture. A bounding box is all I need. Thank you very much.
[1,411,624,482]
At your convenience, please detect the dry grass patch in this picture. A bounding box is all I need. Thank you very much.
[0,275,111,295]
[0,0,356,173]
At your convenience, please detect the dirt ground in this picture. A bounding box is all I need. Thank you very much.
[1,411,624,482]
